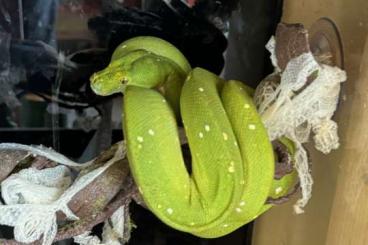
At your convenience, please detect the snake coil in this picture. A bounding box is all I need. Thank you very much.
[90,36,297,238]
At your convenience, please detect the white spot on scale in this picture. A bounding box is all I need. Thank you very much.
[167,208,174,215]
[204,125,210,131]
[235,208,242,213]
[275,187,283,194]
[157,204,162,209]
[222,132,228,141]
[223,224,229,227]
[198,87,204,92]
[162,99,166,103]
[239,201,245,206]
[148,129,155,135]
[138,144,142,149]
[240,180,245,185]
[228,161,235,173]
[138,187,143,194]
[234,141,238,146]
[190,222,195,226]
[248,124,256,130]
[121,45,127,48]
[199,132,204,138]
[244,104,250,109]
[137,136,144,142]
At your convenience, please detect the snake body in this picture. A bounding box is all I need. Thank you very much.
[90,36,297,238]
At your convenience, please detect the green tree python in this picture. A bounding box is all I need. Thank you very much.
[90,36,297,238]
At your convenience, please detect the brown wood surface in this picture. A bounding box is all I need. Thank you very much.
[252,0,368,244]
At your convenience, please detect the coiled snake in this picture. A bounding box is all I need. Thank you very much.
[90,36,297,238]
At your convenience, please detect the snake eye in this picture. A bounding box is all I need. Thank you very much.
[121,78,128,84]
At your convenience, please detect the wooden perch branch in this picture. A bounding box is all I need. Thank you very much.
[0,141,138,245]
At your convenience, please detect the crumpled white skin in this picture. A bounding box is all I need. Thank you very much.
[254,37,346,213]
[1,165,72,205]
[0,143,126,245]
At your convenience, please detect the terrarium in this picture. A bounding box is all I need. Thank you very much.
[0,1,364,245]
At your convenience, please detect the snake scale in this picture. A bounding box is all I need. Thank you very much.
[90,36,297,238]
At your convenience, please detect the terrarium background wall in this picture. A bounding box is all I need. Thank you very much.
[252,0,368,244]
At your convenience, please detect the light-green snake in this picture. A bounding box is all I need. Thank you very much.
[90,36,297,238]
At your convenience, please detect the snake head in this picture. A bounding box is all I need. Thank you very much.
[90,66,127,96]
